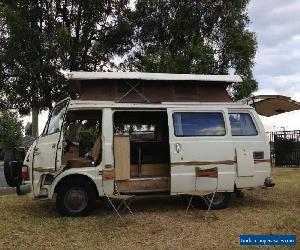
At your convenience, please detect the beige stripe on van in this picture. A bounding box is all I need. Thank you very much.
[171,159,270,166]
[254,159,271,164]
[171,160,236,166]
[33,168,55,173]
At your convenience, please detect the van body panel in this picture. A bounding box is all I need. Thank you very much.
[167,108,236,194]
[48,168,104,198]
[32,133,60,196]
[31,100,69,196]
[22,100,272,200]
[236,147,255,177]
[230,110,271,189]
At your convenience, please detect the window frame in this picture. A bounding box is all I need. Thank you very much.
[42,99,70,137]
[172,111,227,137]
[228,111,259,137]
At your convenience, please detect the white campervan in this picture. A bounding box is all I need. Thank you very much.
[17,72,276,216]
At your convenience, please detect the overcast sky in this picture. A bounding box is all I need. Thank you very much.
[22,0,300,134]
[248,0,300,131]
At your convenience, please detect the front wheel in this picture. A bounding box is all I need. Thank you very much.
[203,192,231,210]
[56,179,95,217]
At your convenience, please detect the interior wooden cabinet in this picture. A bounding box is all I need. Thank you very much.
[113,111,171,192]
[114,136,130,180]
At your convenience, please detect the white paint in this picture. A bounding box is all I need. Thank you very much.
[69,71,242,83]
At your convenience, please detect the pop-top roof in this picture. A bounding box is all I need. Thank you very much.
[68,71,243,83]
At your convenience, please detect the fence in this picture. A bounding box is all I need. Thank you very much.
[267,130,300,167]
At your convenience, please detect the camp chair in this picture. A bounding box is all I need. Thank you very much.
[102,169,134,225]
[185,167,218,220]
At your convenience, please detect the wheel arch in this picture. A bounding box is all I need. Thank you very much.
[50,173,99,199]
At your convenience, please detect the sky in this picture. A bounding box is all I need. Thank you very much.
[248,0,300,131]
[21,0,300,134]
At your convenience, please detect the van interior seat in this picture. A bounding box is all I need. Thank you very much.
[65,136,102,168]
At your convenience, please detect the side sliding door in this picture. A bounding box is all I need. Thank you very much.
[167,108,236,194]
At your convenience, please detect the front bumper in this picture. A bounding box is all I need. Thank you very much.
[18,183,32,195]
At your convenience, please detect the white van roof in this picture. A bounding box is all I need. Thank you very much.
[68,100,252,110]
[69,72,242,83]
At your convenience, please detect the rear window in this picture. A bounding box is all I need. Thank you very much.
[229,113,258,136]
[173,112,226,136]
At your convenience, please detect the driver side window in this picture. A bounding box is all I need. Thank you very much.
[44,100,68,135]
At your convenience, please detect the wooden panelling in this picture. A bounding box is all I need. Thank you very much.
[117,178,170,192]
[76,80,232,102]
[67,159,93,168]
[254,159,271,164]
[130,164,139,177]
[62,145,79,164]
[79,82,115,101]
[103,168,115,180]
[114,136,130,180]
[130,163,170,177]
[195,167,218,178]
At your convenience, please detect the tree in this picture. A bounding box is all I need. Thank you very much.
[0,0,131,137]
[0,1,68,137]
[24,122,32,136]
[125,0,257,99]
[54,0,132,71]
[0,110,23,149]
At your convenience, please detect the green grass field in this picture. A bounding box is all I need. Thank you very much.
[0,168,299,250]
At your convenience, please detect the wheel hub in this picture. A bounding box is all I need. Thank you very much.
[64,188,87,212]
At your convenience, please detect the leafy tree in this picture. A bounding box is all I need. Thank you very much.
[0,1,68,137]
[54,0,132,71]
[0,0,131,137]
[0,110,23,149]
[126,0,257,99]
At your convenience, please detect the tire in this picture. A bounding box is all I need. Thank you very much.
[203,192,231,210]
[56,178,95,217]
[4,161,17,187]
[4,161,22,187]
[3,149,19,187]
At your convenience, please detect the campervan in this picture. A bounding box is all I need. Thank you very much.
[16,72,277,216]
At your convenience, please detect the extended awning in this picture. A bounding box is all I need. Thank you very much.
[242,95,300,117]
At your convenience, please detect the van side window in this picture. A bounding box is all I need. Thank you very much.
[229,113,258,136]
[173,112,226,136]
[45,100,68,135]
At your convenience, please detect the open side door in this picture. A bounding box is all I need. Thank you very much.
[241,95,300,117]
[32,99,69,196]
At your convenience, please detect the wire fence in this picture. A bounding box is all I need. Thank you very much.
[267,130,300,167]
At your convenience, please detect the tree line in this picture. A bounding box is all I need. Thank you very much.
[0,0,257,138]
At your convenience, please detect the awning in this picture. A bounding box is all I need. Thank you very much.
[242,95,300,117]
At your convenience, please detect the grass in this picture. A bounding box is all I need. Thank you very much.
[0,168,299,250]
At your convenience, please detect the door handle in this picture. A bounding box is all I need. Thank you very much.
[51,143,56,149]
[175,143,181,153]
